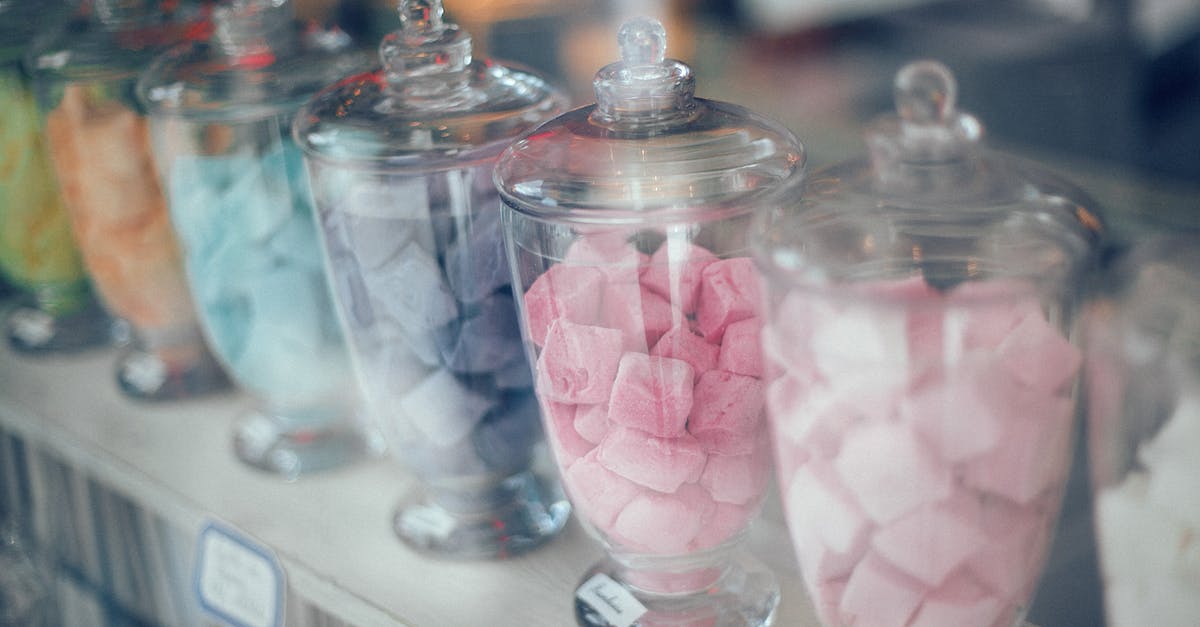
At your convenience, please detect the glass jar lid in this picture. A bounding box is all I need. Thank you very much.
[137,0,370,122]
[293,0,566,172]
[494,17,805,225]
[754,60,1103,292]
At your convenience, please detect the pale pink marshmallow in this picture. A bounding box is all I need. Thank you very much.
[596,426,707,493]
[962,392,1074,504]
[691,501,756,551]
[809,303,911,416]
[693,428,761,457]
[640,241,719,314]
[769,378,863,463]
[870,498,990,587]
[785,459,873,582]
[545,401,595,466]
[687,370,764,437]
[694,257,762,343]
[698,451,770,505]
[536,319,624,404]
[908,573,1007,627]
[967,496,1049,600]
[812,579,848,627]
[948,280,1042,351]
[564,450,642,530]
[900,365,1003,463]
[611,483,715,555]
[835,420,954,524]
[607,353,695,438]
[839,553,928,627]
[573,403,609,444]
[524,264,605,346]
[598,281,681,352]
[994,310,1082,395]
[717,318,764,378]
[563,232,647,269]
[761,292,823,374]
[650,325,719,382]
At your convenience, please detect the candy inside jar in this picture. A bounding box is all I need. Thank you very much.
[497,18,805,626]
[753,61,1102,627]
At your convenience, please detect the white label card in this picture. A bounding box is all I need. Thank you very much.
[575,573,647,627]
[194,522,284,627]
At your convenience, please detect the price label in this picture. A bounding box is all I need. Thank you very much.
[575,573,646,627]
[194,522,284,627]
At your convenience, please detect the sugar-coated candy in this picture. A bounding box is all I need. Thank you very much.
[536,319,624,404]
[611,483,715,555]
[994,309,1082,394]
[717,318,764,378]
[695,257,761,343]
[834,420,953,524]
[688,370,764,439]
[900,363,1003,463]
[598,281,679,351]
[964,496,1046,600]
[961,390,1073,504]
[444,205,510,304]
[524,263,605,346]
[691,501,756,551]
[650,325,719,382]
[870,498,988,587]
[472,392,541,474]
[544,401,595,466]
[640,240,719,314]
[908,574,1006,627]
[435,293,524,374]
[784,459,872,581]
[564,450,643,529]
[400,369,495,447]
[596,426,707,493]
[364,240,458,333]
[838,553,926,627]
[573,402,609,444]
[607,353,695,438]
[698,451,769,506]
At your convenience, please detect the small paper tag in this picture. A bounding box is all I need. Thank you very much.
[194,522,284,627]
[575,573,647,627]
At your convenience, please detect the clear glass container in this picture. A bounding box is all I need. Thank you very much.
[24,0,228,399]
[753,61,1102,627]
[294,0,570,557]
[0,0,112,353]
[1085,229,1200,626]
[137,0,373,478]
[496,18,805,625]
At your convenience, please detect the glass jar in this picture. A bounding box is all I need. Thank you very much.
[753,61,1102,627]
[1086,229,1200,626]
[496,18,804,625]
[294,0,569,557]
[25,0,227,399]
[137,0,373,477]
[0,0,111,352]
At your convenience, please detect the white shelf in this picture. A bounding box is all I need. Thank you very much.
[0,341,818,626]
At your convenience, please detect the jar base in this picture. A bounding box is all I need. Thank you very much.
[232,409,366,480]
[115,342,229,401]
[392,469,570,560]
[6,302,113,354]
[574,554,779,627]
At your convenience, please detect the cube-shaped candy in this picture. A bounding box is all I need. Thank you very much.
[364,240,458,333]
[949,279,1042,350]
[870,499,989,586]
[810,301,908,386]
[598,281,681,352]
[785,459,873,580]
[523,263,606,346]
[995,310,1082,395]
[690,501,756,551]
[608,353,695,438]
[966,495,1048,600]
[839,553,927,627]
[400,369,496,447]
[564,450,642,531]
[699,451,770,506]
[908,573,1006,627]
[596,426,707,493]
[835,421,953,524]
[900,365,1003,463]
[536,319,624,404]
[717,318,764,379]
[563,232,647,288]
[443,206,510,304]
[688,370,765,437]
[694,257,762,343]
[611,483,715,555]
[573,402,609,445]
[962,392,1074,504]
[472,393,540,473]
[769,379,861,463]
[640,240,719,314]
[651,325,719,382]
[435,293,524,374]
[544,401,596,466]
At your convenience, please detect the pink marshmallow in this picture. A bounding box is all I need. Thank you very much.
[596,426,707,493]
[640,241,719,314]
[835,420,953,524]
[839,553,928,627]
[563,450,642,530]
[698,451,770,505]
[598,281,683,353]
[545,401,595,466]
[536,319,624,404]
[870,499,989,587]
[650,325,719,382]
[900,364,1004,463]
[611,483,715,555]
[693,428,762,457]
[812,579,848,627]
[607,353,695,438]
[995,310,1082,395]
[687,370,765,437]
[524,263,605,346]
[768,378,861,463]
[784,459,873,581]
[948,280,1042,351]
[573,402,609,444]
[909,574,1007,627]
[690,501,756,551]
[717,318,764,378]
[962,390,1074,504]
[966,496,1050,600]
[694,257,762,343]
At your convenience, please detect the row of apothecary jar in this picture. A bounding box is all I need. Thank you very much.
[0,1,1195,626]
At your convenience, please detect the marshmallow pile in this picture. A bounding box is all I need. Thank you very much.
[45,83,197,331]
[167,140,351,410]
[529,235,772,556]
[317,166,540,483]
[764,277,1080,627]
[1095,393,1200,626]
